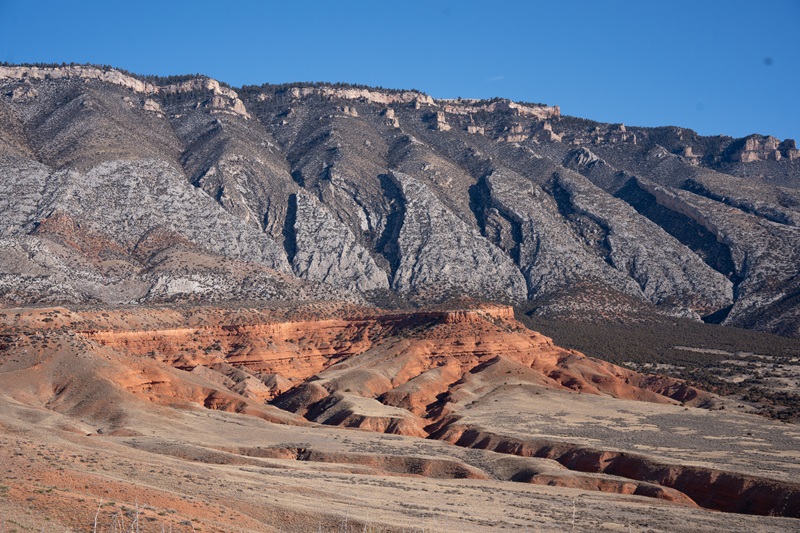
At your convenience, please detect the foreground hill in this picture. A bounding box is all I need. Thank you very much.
[2,65,800,337]
[1,303,799,531]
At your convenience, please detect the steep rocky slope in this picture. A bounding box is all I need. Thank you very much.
[1,65,799,336]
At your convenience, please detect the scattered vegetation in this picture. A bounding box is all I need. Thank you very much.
[518,312,800,364]
[240,80,424,96]
[518,311,800,422]
[0,61,230,88]
[158,88,217,106]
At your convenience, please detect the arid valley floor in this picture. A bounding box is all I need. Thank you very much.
[1,303,799,532]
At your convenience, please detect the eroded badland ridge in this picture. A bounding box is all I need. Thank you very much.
[2,303,800,532]
[2,65,800,531]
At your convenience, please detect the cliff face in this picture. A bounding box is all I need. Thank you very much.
[2,65,800,336]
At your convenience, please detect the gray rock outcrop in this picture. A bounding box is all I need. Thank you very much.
[391,171,527,302]
[1,65,800,336]
[485,168,642,301]
[291,192,389,293]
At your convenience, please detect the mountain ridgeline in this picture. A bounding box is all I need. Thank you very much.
[1,65,800,337]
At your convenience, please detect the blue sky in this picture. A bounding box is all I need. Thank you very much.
[1,0,798,140]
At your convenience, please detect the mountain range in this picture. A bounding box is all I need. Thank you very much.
[1,63,799,338]
[2,64,800,531]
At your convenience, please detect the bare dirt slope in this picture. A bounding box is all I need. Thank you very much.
[1,303,799,531]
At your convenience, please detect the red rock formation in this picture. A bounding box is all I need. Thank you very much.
[80,304,712,418]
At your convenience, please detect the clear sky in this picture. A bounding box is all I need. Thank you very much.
[1,0,798,140]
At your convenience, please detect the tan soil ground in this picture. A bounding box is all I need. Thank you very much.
[1,303,798,531]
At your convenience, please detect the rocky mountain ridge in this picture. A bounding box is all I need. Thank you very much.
[2,65,799,337]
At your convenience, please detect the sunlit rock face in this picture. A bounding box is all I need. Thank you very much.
[2,65,800,337]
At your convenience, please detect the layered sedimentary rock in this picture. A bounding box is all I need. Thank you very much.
[1,65,800,336]
[291,191,389,292]
[50,304,714,435]
[726,135,800,162]
[390,171,528,302]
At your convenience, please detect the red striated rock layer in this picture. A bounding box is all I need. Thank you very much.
[76,304,713,428]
